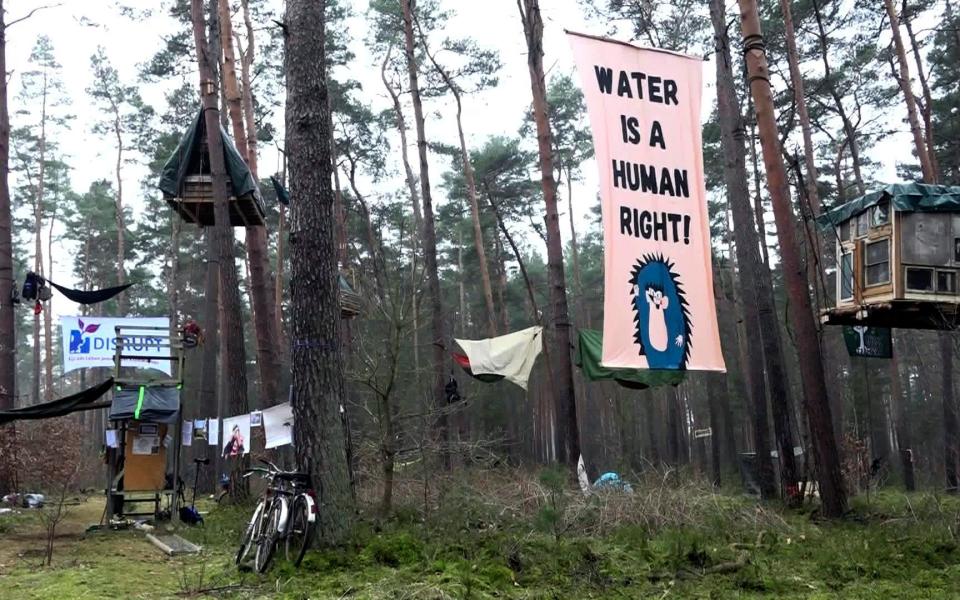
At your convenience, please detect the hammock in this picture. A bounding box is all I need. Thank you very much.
[452,352,504,383]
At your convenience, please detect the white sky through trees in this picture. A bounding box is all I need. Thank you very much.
[6,0,913,310]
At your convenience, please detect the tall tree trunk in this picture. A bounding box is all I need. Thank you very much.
[779,0,821,214]
[283,0,354,542]
[191,0,249,495]
[0,3,16,497]
[811,0,865,195]
[43,210,54,401]
[901,2,942,185]
[885,0,957,491]
[517,0,579,466]
[709,0,778,499]
[566,168,586,328]
[884,0,934,182]
[32,77,46,406]
[217,0,280,407]
[420,41,497,338]
[889,335,915,490]
[401,0,449,468]
[738,0,847,517]
[200,0,223,494]
[113,105,127,314]
[941,333,959,491]
[380,46,423,234]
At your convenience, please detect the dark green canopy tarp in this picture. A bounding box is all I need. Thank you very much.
[575,329,685,389]
[109,385,180,423]
[157,109,264,208]
[816,182,960,229]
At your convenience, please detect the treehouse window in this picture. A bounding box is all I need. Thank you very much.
[938,270,957,294]
[906,267,935,292]
[840,252,854,300]
[871,202,889,227]
[864,239,890,286]
[840,220,851,242]
[856,211,869,237]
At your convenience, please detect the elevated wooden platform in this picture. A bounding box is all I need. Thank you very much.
[821,300,960,330]
[166,174,266,227]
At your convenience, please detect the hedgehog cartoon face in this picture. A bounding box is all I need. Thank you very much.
[629,255,692,370]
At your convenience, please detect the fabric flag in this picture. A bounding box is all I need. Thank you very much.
[576,329,685,389]
[208,417,220,447]
[567,31,724,372]
[181,420,193,447]
[262,402,294,449]
[454,326,543,390]
[842,326,892,359]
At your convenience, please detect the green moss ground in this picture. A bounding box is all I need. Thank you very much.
[1,482,958,599]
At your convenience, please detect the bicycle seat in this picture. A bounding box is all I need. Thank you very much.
[273,472,311,487]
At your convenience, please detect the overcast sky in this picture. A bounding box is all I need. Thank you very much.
[6,0,911,310]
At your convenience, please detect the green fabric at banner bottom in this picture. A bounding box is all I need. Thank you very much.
[576,329,685,389]
[842,326,893,359]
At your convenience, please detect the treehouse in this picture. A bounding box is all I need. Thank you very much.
[339,273,362,318]
[818,183,960,330]
[158,109,266,227]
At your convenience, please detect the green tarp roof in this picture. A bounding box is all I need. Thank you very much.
[575,329,685,389]
[158,109,263,206]
[816,182,960,229]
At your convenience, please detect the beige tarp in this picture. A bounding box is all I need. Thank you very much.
[454,326,543,390]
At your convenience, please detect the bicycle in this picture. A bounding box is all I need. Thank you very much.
[235,459,316,573]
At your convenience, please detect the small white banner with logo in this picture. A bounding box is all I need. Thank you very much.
[60,316,171,375]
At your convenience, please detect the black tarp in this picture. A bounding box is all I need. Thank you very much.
[270,176,290,205]
[0,379,114,425]
[109,385,180,423]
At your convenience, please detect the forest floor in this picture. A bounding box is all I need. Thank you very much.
[0,469,959,599]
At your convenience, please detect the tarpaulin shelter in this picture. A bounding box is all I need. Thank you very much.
[108,385,180,424]
[576,329,685,389]
[816,182,960,329]
[454,326,543,390]
[158,109,266,227]
[0,378,114,425]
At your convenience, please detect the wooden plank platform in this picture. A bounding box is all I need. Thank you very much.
[146,533,202,556]
[821,300,960,330]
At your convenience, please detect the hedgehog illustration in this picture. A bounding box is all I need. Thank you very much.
[629,254,692,369]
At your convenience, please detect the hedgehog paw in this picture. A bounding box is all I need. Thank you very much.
[674,335,683,347]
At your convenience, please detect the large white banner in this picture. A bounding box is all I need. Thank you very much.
[60,316,171,375]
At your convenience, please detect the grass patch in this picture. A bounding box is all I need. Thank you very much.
[1,472,959,599]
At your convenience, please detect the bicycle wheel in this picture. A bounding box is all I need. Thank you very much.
[235,500,265,566]
[285,495,314,567]
[254,499,282,573]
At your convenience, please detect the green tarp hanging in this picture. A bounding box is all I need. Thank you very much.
[575,329,685,389]
[816,182,960,229]
[157,109,264,208]
[842,326,893,359]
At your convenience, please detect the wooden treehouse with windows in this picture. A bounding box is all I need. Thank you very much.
[818,183,960,330]
[158,109,266,227]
